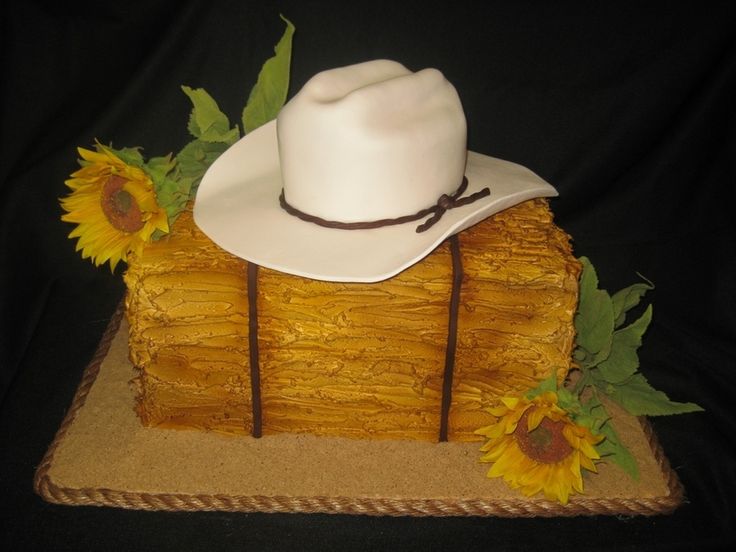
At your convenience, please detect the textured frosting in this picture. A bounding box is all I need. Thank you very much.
[124,199,580,441]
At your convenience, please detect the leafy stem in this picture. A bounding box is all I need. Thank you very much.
[563,257,703,476]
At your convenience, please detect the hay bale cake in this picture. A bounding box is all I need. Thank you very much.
[124,198,580,442]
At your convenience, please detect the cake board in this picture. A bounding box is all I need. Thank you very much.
[34,307,684,517]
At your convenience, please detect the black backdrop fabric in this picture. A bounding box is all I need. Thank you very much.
[2,1,735,550]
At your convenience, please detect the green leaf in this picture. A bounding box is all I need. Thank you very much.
[574,395,608,434]
[575,290,614,362]
[611,279,654,328]
[577,257,599,299]
[525,371,586,413]
[177,139,229,178]
[144,154,181,229]
[152,173,189,224]
[596,305,653,384]
[566,256,702,483]
[181,86,240,145]
[175,138,230,199]
[575,394,639,479]
[556,386,579,411]
[525,371,558,400]
[146,154,177,182]
[242,15,295,133]
[596,421,640,479]
[606,373,703,416]
[105,145,145,167]
[575,257,615,361]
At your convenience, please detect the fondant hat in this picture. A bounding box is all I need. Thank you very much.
[194,60,556,282]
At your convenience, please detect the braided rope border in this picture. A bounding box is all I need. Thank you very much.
[34,305,684,517]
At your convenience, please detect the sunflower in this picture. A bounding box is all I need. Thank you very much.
[476,391,603,504]
[60,145,169,270]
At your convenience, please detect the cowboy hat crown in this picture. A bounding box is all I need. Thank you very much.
[277,60,468,223]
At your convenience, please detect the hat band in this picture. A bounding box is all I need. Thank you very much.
[279,177,490,234]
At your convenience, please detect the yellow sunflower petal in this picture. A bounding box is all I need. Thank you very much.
[527,407,546,430]
[500,397,521,410]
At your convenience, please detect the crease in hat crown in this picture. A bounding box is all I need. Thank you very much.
[276,60,468,223]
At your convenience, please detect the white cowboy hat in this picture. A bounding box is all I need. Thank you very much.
[193,60,556,282]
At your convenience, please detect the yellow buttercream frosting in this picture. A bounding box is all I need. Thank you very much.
[124,199,580,441]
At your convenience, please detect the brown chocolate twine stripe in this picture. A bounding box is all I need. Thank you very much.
[247,262,263,437]
[33,303,686,516]
[439,234,463,442]
[279,177,491,233]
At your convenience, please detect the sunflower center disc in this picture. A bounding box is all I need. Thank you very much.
[514,407,573,464]
[101,175,145,233]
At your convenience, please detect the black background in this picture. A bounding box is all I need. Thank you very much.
[2,1,735,550]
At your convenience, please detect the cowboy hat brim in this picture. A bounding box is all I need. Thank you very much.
[193,120,557,283]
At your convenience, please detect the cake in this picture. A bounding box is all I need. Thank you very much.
[57,40,701,506]
[124,198,580,442]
